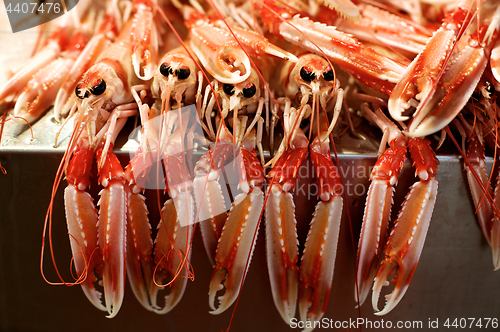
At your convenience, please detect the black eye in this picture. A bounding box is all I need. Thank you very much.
[323,68,334,81]
[242,83,256,98]
[300,66,315,82]
[160,63,173,77]
[90,79,106,96]
[75,83,89,99]
[176,67,191,80]
[485,81,495,98]
[223,84,235,96]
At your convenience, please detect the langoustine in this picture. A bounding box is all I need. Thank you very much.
[0,0,496,330]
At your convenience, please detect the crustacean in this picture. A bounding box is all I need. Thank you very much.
[191,58,268,313]
[121,43,202,313]
[42,1,159,318]
[1,0,500,330]
[355,105,439,315]
[0,14,82,124]
[388,0,500,137]
[261,49,345,326]
[452,93,500,271]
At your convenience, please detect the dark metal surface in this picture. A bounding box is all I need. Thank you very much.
[1,109,500,332]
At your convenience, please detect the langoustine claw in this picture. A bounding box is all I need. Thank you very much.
[95,144,128,318]
[372,137,439,316]
[453,117,500,271]
[123,148,157,312]
[265,107,308,323]
[194,125,233,265]
[355,106,407,306]
[153,198,194,313]
[64,122,131,318]
[13,33,89,124]
[298,117,343,329]
[389,4,500,137]
[153,111,196,313]
[315,3,431,55]
[260,0,407,95]
[208,126,265,314]
[64,141,104,312]
[0,18,73,105]
[388,7,473,125]
[180,5,251,84]
[130,0,159,81]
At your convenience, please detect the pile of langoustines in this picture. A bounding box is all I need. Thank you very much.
[2,0,499,331]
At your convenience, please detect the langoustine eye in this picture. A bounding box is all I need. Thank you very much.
[242,83,256,98]
[223,84,235,96]
[300,66,316,82]
[90,79,106,96]
[323,68,334,81]
[176,67,191,80]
